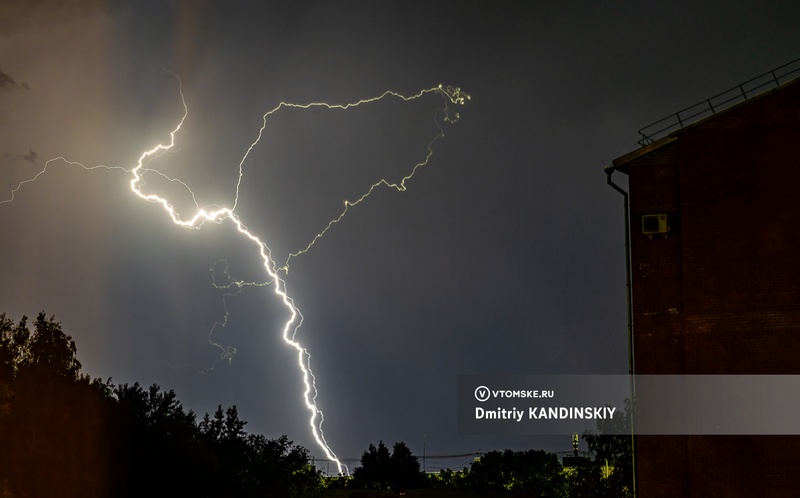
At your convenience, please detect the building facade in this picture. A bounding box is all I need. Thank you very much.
[609,78,800,496]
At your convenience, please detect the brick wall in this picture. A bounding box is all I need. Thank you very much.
[617,80,800,497]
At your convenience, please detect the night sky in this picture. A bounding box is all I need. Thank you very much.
[1,1,799,471]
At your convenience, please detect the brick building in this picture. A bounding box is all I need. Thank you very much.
[607,71,800,496]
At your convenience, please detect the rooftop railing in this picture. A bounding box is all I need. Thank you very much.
[637,56,800,146]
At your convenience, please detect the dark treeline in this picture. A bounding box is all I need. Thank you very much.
[335,443,631,497]
[0,312,320,498]
[1,312,632,497]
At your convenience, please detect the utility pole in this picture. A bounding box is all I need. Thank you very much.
[423,433,426,473]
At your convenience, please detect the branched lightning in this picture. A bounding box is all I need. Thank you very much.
[280,85,470,273]
[205,260,271,371]
[0,158,129,205]
[0,75,469,476]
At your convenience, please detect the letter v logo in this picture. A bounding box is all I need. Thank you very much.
[474,386,491,402]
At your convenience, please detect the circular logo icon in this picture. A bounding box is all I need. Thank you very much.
[474,385,491,402]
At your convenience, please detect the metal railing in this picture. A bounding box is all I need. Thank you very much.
[637,56,800,146]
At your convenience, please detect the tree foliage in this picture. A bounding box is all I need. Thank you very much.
[581,398,634,497]
[466,449,565,495]
[352,440,425,490]
[0,311,639,497]
[25,312,81,379]
[0,313,30,382]
[353,441,392,489]
[428,467,470,489]
[1,312,81,382]
[0,312,321,498]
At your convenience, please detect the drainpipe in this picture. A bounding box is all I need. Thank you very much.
[605,165,637,497]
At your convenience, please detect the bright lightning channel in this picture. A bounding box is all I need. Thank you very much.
[1,76,469,476]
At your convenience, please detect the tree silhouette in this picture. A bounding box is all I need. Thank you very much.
[245,434,322,497]
[112,382,209,496]
[466,449,564,495]
[23,312,81,379]
[389,441,425,489]
[0,312,322,498]
[1,312,81,383]
[352,440,425,490]
[353,440,393,489]
[1,313,119,497]
[582,399,634,497]
[0,313,30,383]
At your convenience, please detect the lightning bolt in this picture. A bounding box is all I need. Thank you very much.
[1,74,469,475]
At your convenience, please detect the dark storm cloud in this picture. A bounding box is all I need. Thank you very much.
[0,69,29,90]
[0,0,108,36]
[5,148,38,163]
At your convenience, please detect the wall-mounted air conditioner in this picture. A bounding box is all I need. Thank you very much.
[642,214,669,237]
